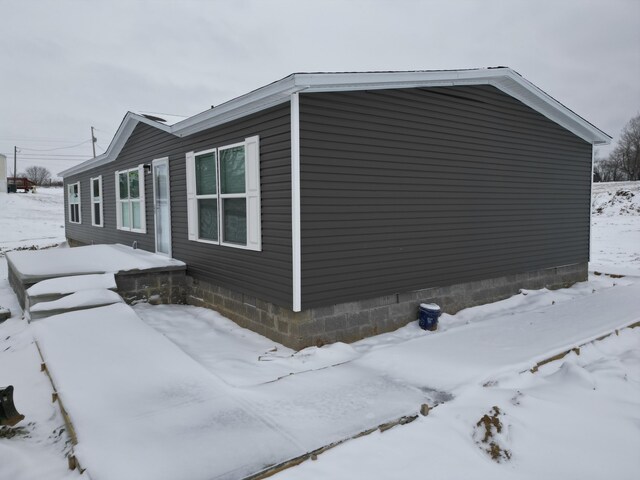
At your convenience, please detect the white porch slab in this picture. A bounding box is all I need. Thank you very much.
[7,244,184,282]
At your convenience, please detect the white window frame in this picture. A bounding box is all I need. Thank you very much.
[67,181,81,224]
[90,176,103,227]
[191,147,219,245]
[115,165,146,234]
[219,141,249,249]
[186,135,261,251]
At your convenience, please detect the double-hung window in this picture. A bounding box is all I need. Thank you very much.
[90,176,103,227]
[115,166,146,233]
[186,135,261,251]
[67,182,81,224]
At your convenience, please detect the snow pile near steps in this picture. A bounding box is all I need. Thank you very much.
[0,259,78,480]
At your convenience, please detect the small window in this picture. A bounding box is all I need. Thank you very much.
[67,182,81,224]
[115,166,146,233]
[185,136,261,251]
[91,176,103,227]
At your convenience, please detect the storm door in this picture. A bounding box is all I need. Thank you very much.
[152,157,172,256]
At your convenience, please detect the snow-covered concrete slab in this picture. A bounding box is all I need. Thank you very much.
[34,303,432,480]
[134,303,361,387]
[29,289,123,320]
[27,273,117,297]
[7,244,185,282]
[126,278,640,479]
[354,281,640,392]
[272,328,640,480]
[33,303,306,480]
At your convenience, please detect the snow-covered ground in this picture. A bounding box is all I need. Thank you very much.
[591,181,640,276]
[0,188,66,255]
[274,327,640,480]
[1,183,639,480]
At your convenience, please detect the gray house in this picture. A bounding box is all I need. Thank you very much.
[60,68,610,349]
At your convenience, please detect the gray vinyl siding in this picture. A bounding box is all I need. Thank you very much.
[64,104,292,307]
[299,86,592,309]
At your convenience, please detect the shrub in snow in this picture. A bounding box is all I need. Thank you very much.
[473,406,512,463]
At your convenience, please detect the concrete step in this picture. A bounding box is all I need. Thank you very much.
[29,289,124,321]
[26,273,117,310]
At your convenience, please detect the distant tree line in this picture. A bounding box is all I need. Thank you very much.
[14,165,63,186]
[594,113,640,182]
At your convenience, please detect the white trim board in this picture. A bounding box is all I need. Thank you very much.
[291,93,301,312]
[59,67,610,178]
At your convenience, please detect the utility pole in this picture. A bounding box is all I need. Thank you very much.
[13,146,17,192]
[91,126,97,158]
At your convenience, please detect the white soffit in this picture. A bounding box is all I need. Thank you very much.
[59,67,610,177]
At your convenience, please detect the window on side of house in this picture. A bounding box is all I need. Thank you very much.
[185,135,261,251]
[115,166,146,233]
[90,176,103,227]
[67,182,81,224]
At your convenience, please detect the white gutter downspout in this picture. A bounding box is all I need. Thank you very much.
[589,145,595,263]
[291,92,302,312]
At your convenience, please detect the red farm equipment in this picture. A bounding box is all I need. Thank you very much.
[7,177,35,193]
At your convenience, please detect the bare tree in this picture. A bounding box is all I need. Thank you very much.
[594,113,640,182]
[613,114,640,181]
[24,165,52,185]
[595,154,625,182]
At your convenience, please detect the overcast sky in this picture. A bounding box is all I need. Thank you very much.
[1,0,638,178]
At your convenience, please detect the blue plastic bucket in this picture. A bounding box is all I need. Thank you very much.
[418,303,441,331]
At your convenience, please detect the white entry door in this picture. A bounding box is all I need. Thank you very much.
[152,158,172,256]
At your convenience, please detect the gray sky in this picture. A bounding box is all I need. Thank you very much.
[1,0,638,178]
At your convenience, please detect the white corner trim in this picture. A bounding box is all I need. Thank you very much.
[589,146,595,262]
[291,92,302,312]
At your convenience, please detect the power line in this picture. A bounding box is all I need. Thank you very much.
[10,152,87,158]
[11,160,86,164]
[0,154,90,162]
[18,139,93,152]
[11,153,90,157]
[0,136,88,143]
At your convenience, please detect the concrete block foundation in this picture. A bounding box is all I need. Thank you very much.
[188,262,588,350]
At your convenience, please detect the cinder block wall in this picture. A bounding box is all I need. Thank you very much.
[187,263,588,350]
[64,236,587,350]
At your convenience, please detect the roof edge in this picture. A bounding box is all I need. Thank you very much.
[60,67,610,178]
[59,112,172,177]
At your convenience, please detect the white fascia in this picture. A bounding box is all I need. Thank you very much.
[290,92,302,312]
[59,113,172,177]
[172,76,299,137]
[60,67,610,178]
[290,68,611,146]
[490,70,611,146]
